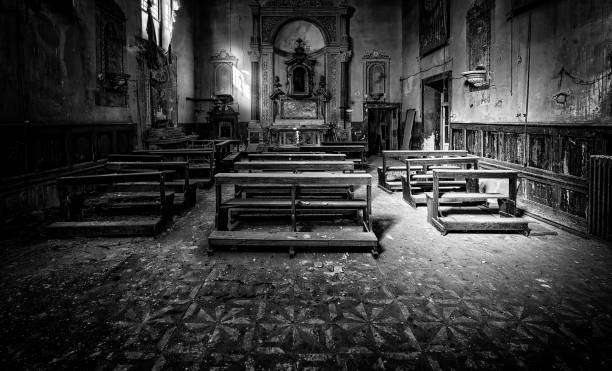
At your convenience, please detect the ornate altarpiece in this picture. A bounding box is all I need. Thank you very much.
[249,0,353,148]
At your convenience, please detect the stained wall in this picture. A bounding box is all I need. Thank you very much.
[401,0,612,126]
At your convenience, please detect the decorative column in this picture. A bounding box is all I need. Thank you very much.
[249,50,260,120]
[339,50,353,128]
[260,46,274,124]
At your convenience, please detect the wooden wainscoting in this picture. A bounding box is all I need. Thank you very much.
[0,122,135,221]
[450,122,612,234]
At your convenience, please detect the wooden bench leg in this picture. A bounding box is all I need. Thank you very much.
[291,185,297,232]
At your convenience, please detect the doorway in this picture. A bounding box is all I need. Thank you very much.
[422,73,451,150]
[364,103,401,156]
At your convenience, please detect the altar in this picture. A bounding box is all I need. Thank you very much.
[269,98,327,147]
[266,39,330,149]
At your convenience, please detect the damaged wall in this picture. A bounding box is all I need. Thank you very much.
[0,0,198,222]
[402,0,612,126]
[400,0,612,232]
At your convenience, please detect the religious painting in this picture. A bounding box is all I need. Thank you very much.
[368,63,385,97]
[214,64,232,96]
[95,0,128,107]
[419,0,449,56]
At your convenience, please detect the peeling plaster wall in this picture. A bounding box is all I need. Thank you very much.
[402,0,612,125]
[348,0,403,122]
[195,0,253,122]
[0,0,143,124]
[172,0,196,123]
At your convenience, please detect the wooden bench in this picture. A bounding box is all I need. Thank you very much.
[47,171,174,237]
[402,156,479,208]
[105,161,196,209]
[378,150,468,192]
[107,154,164,162]
[298,145,367,169]
[234,160,355,173]
[134,149,215,187]
[221,151,243,172]
[233,160,356,199]
[208,172,378,257]
[248,153,346,162]
[426,169,530,236]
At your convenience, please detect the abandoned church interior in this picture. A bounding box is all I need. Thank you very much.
[1,0,612,369]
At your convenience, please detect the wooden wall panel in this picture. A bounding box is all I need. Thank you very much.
[450,122,612,233]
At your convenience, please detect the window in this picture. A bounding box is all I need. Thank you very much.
[141,0,178,50]
[141,0,159,42]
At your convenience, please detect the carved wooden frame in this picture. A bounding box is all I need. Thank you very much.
[363,50,390,102]
[210,50,238,97]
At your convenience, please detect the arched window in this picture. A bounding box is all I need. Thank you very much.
[141,0,178,50]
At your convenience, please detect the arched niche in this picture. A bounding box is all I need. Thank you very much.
[274,20,326,53]
[250,1,353,124]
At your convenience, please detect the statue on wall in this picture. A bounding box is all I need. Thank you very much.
[270,76,285,120]
[314,76,331,120]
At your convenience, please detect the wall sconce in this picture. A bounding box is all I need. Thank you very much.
[461,65,489,88]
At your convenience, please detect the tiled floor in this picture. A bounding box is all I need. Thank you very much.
[1,157,611,370]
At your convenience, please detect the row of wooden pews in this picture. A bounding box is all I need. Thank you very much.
[380,149,530,236]
[208,143,379,258]
[45,140,233,237]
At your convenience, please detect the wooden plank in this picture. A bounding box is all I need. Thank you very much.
[234,161,354,172]
[248,153,346,161]
[433,169,518,179]
[215,172,371,186]
[208,230,378,247]
[406,156,480,166]
[136,149,214,155]
[437,192,505,202]
[58,171,167,186]
[383,150,468,157]
[300,145,365,153]
[107,154,163,162]
[46,218,164,237]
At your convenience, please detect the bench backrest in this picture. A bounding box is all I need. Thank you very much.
[215,172,371,186]
[405,155,479,168]
[383,150,468,170]
[321,141,367,146]
[107,154,164,162]
[187,140,215,150]
[57,171,170,186]
[248,153,346,161]
[300,145,365,153]
[432,169,518,180]
[106,161,189,185]
[234,161,354,172]
[383,150,468,158]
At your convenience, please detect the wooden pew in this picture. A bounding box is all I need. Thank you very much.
[234,160,355,199]
[378,150,468,192]
[134,149,215,187]
[426,169,530,236]
[402,156,479,207]
[299,145,367,170]
[248,153,346,162]
[234,160,355,173]
[208,172,378,257]
[105,161,196,209]
[47,171,174,237]
[107,154,164,162]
